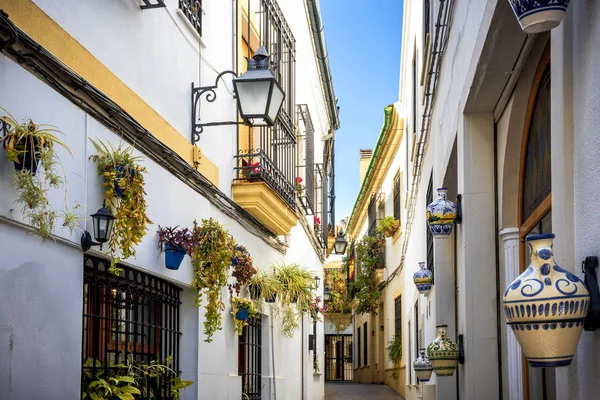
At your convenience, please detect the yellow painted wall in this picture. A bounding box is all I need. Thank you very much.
[2,0,219,185]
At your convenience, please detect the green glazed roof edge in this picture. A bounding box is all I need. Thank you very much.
[347,105,394,233]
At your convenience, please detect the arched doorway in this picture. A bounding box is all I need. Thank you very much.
[518,46,554,400]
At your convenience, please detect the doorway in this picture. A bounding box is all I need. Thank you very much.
[325,335,353,381]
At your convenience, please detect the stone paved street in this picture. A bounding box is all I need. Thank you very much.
[325,383,403,399]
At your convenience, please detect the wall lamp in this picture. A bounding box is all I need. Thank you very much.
[314,275,321,289]
[583,256,600,331]
[323,285,331,302]
[333,231,348,255]
[81,204,115,251]
[191,46,285,146]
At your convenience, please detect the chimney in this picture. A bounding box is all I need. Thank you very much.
[359,149,373,186]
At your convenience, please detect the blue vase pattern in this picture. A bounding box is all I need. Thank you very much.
[508,0,570,33]
[413,348,433,382]
[426,188,456,239]
[414,262,433,295]
[503,234,589,367]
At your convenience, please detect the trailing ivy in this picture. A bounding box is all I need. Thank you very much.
[351,229,385,315]
[191,218,235,342]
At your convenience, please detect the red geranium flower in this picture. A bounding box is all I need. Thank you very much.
[295,176,303,183]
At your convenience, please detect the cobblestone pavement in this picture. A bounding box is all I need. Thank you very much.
[325,383,403,399]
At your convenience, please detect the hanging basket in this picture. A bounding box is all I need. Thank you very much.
[11,136,41,175]
[508,0,571,34]
[104,165,136,198]
[164,245,187,270]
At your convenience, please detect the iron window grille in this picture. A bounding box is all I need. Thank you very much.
[394,296,402,337]
[235,0,297,210]
[81,255,182,399]
[296,104,315,215]
[314,163,326,249]
[239,318,262,400]
[363,322,368,366]
[393,171,401,222]
[179,0,204,36]
[357,327,361,367]
[325,335,353,381]
[426,175,434,282]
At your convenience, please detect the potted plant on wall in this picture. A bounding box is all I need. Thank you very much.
[228,245,257,296]
[191,218,235,342]
[377,216,399,237]
[0,110,80,239]
[157,226,194,270]
[232,297,258,335]
[295,176,304,197]
[89,138,151,275]
[249,269,282,307]
[274,263,315,338]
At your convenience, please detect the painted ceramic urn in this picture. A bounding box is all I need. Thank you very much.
[426,188,457,239]
[413,262,433,295]
[426,325,459,376]
[503,233,590,368]
[413,348,433,382]
[508,0,571,34]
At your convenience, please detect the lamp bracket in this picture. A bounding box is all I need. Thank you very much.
[583,256,600,331]
[458,334,465,364]
[81,231,101,252]
[455,194,463,225]
[140,0,166,10]
[191,70,242,145]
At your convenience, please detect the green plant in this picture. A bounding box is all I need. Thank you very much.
[229,245,256,296]
[82,358,140,400]
[377,216,398,237]
[232,296,259,335]
[89,138,150,275]
[191,218,235,342]
[0,110,80,239]
[157,225,194,255]
[386,334,403,379]
[248,269,283,312]
[273,263,316,337]
[128,355,193,400]
[351,232,384,315]
[325,269,352,314]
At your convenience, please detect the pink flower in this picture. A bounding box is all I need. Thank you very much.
[314,216,321,225]
[249,162,261,174]
[295,176,303,183]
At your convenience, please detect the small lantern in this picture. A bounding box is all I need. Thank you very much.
[233,46,285,127]
[323,285,331,302]
[81,205,115,251]
[333,231,348,255]
[314,275,321,289]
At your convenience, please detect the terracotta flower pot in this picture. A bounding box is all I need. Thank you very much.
[503,233,589,367]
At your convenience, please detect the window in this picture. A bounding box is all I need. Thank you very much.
[426,174,434,282]
[368,194,378,237]
[412,50,417,135]
[394,296,402,337]
[297,104,315,215]
[179,0,203,36]
[235,0,297,209]
[357,327,361,366]
[81,255,182,398]
[424,0,431,45]
[239,318,262,400]
[393,170,401,223]
[363,322,368,366]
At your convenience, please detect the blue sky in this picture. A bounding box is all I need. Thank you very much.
[320,0,403,223]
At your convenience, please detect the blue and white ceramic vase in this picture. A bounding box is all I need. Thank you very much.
[508,0,571,34]
[413,348,433,382]
[503,233,589,367]
[426,188,456,239]
[414,262,433,295]
[427,325,459,377]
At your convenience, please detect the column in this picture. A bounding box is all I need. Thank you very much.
[499,227,522,400]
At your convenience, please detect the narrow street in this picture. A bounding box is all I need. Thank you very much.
[325,383,403,400]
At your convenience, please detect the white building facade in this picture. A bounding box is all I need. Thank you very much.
[0,0,338,399]
[347,1,600,400]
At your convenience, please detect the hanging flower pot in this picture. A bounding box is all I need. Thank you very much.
[249,284,262,300]
[413,348,434,382]
[105,165,136,198]
[12,136,41,174]
[508,0,571,34]
[165,245,187,270]
[426,188,457,239]
[265,293,277,303]
[503,233,589,367]
[235,307,249,321]
[413,262,433,295]
[427,325,459,376]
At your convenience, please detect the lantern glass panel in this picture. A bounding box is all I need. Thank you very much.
[236,80,271,118]
[267,83,285,123]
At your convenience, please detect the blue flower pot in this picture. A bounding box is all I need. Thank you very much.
[165,245,186,270]
[236,308,249,321]
[104,165,135,198]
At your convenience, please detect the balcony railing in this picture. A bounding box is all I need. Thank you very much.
[179,0,203,36]
[297,104,315,215]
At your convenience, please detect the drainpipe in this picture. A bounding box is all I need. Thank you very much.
[305,0,340,131]
[271,305,277,400]
[493,123,504,400]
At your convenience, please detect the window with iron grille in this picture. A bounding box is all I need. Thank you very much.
[367,194,378,237]
[179,0,203,36]
[393,170,401,223]
[363,322,368,366]
[314,163,326,248]
[297,104,315,215]
[81,255,182,399]
[424,0,431,42]
[394,296,402,338]
[235,0,297,210]
[357,327,361,366]
[239,318,262,400]
[326,140,336,241]
[426,174,434,282]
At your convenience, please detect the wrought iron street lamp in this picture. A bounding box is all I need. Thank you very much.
[81,204,115,251]
[333,231,348,255]
[191,46,285,145]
